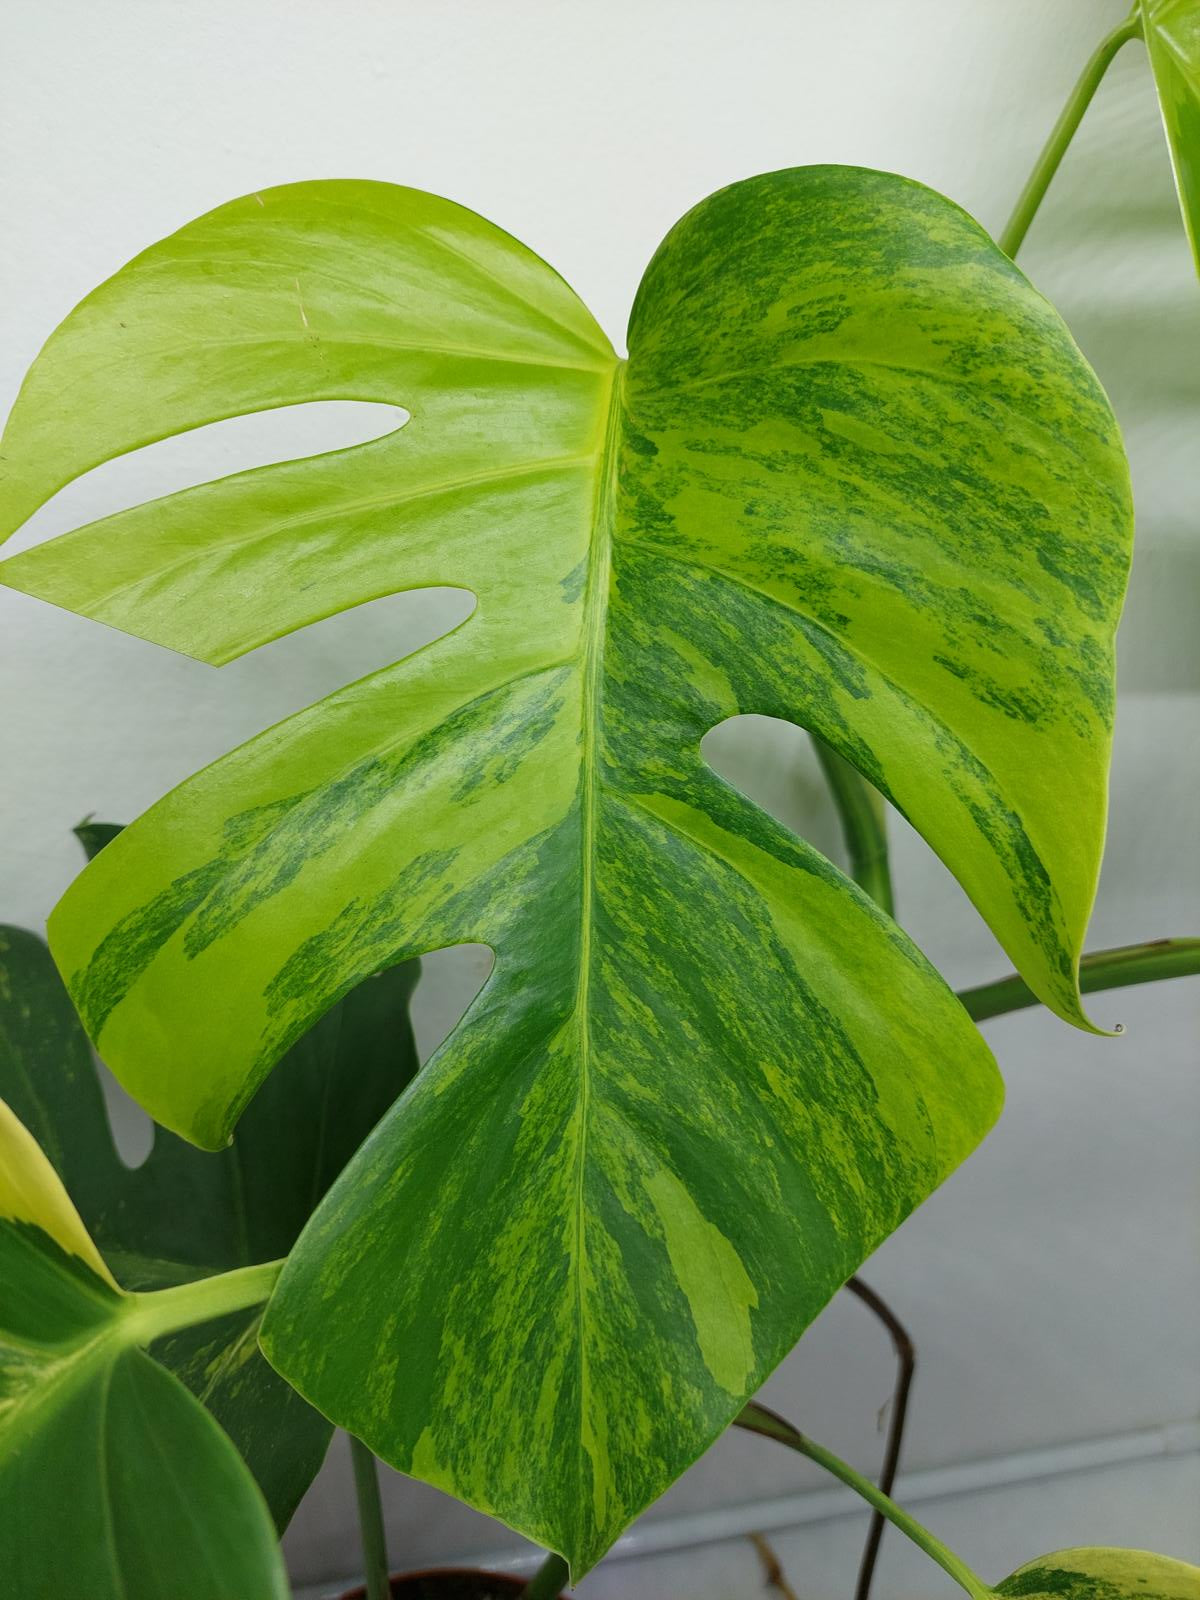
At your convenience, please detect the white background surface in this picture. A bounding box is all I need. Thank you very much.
[1,2,1197,1594]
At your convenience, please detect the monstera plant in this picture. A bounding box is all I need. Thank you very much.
[1,6,1198,1599]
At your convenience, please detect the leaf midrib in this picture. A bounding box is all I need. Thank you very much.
[3,1315,122,1450]
[570,359,624,1521]
[95,1357,130,1600]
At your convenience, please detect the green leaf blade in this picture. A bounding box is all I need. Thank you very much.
[0,179,612,553]
[0,913,420,1528]
[995,1546,1200,1599]
[622,165,1130,1028]
[0,1100,288,1599]
[1142,0,1200,277]
[0,168,1133,1571]
[261,789,1000,1570]
[0,182,612,671]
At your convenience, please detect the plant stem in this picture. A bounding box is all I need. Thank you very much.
[124,1257,284,1345]
[812,739,895,917]
[844,1278,916,1600]
[959,936,1200,1022]
[349,1434,391,1600]
[998,6,1143,259]
[521,1552,570,1599]
[736,1404,993,1600]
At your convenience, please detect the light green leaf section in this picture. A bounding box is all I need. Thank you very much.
[0,169,1132,1569]
[1141,0,1200,275]
[994,1545,1200,1598]
[0,1099,288,1599]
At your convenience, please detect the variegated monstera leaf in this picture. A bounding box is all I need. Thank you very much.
[0,168,1132,1572]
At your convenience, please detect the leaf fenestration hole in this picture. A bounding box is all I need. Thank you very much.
[95,1050,156,1168]
[408,943,496,1066]
[701,713,843,863]
[2,400,410,557]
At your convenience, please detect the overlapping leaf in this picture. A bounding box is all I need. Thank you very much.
[0,168,1132,1569]
[0,824,421,1527]
[1141,0,1200,275]
[995,1545,1200,1599]
[0,1097,288,1598]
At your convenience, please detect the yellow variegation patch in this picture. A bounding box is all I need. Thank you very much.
[0,1096,114,1284]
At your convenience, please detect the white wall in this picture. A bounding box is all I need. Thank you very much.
[1,3,1196,1595]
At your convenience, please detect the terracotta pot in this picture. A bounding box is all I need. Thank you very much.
[338,1569,563,1600]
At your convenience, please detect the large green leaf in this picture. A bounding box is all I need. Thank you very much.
[995,1546,1200,1599]
[0,168,1131,1570]
[0,1097,288,1599]
[1141,0,1200,275]
[0,826,420,1527]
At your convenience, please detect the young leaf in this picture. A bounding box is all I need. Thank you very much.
[0,1098,289,1599]
[995,1546,1200,1598]
[0,169,1131,1570]
[1140,0,1200,275]
[0,899,420,1528]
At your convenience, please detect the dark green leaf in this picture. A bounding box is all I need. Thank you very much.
[0,1098,288,1600]
[0,897,419,1527]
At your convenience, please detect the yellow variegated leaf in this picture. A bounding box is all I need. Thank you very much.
[0,168,1132,1570]
[996,1545,1200,1599]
